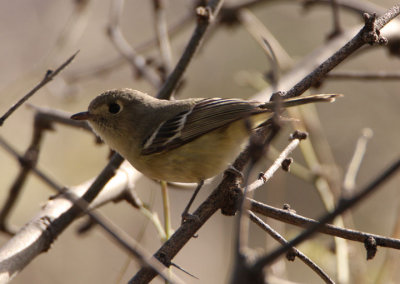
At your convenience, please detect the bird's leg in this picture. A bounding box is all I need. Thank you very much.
[181,180,204,224]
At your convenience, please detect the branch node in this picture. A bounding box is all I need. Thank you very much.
[220,184,243,216]
[17,155,33,169]
[283,203,296,214]
[34,113,55,132]
[286,248,297,261]
[196,6,212,21]
[270,91,286,101]
[364,236,378,260]
[281,158,293,172]
[40,216,55,252]
[45,69,54,78]
[362,13,387,45]
[379,36,388,45]
[290,130,308,141]
[258,172,266,183]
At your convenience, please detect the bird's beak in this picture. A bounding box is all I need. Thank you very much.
[71,111,92,121]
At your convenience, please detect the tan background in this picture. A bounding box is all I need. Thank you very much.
[0,1,399,283]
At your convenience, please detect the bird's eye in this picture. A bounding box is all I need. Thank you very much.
[108,103,121,114]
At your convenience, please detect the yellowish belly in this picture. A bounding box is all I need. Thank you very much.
[130,114,270,183]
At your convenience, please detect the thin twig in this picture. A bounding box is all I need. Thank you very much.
[0,105,96,232]
[284,5,400,98]
[343,128,373,195]
[27,105,92,131]
[232,93,283,284]
[303,0,386,16]
[287,99,348,282]
[108,0,161,88]
[66,12,193,84]
[156,0,224,100]
[327,70,400,80]
[248,133,305,193]
[0,51,78,126]
[0,137,181,283]
[0,136,65,191]
[152,0,173,76]
[238,9,290,87]
[250,198,400,249]
[327,0,343,38]
[252,157,400,271]
[0,114,47,231]
[249,211,334,284]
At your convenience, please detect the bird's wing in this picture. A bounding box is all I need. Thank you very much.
[141,98,265,155]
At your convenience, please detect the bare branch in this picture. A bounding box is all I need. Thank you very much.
[156,0,224,100]
[326,70,400,80]
[303,0,386,16]
[152,0,173,76]
[327,0,343,39]
[0,141,182,283]
[250,198,400,249]
[253,157,400,271]
[283,6,399,99]
[66,12,193,84]
[0,51,78,126]
[249,211,334,284]
[343,128,373,195]
[107,0,161,88]
[248,131,306,193]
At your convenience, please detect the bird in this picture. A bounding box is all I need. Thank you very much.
[71,88,340,220]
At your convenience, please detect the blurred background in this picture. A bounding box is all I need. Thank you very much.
[0,0,399,283]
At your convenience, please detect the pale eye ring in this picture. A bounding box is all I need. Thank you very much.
[108,102,121,114]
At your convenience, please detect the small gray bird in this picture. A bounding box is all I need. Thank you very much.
[71,88,340,219]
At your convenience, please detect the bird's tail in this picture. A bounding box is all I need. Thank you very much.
[260,94,343,110]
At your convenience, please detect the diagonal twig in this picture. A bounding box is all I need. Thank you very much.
[0,137,182,283]
[156,0,224,100]
[249,211,334,284]
[0,51,79,126]
[283,7,398,99]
